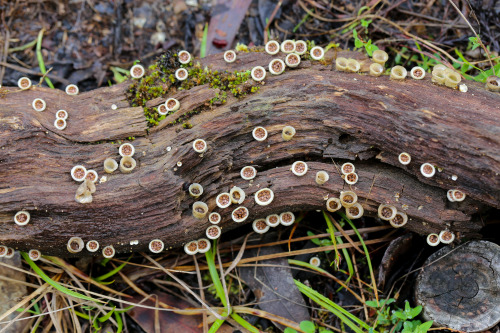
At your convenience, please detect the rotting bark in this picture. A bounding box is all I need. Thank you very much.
[0,49,499,257]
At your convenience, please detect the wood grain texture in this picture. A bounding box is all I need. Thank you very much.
[0,49,499,257]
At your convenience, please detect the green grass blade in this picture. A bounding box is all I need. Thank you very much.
[231,313,260,333]
[21,252,100,303]
[94,256,131,282]
[114,310,123,333]
[205,241,228,307]
[338,212,378,303]
[98,306,115,323]
[323,212,353,287]
[295,280,369,332]
[293,12,310,33]
[200,23,208,58]
[208,318,226,333]
[36,29,54,89]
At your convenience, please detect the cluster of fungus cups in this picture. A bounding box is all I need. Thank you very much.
[335,57,360,73]
[326,191,365,220]
[119,143,137,174]
[341,162,358,185]
[431,64,461,88]
[447,189,466,202]
[0,247,15,259]
[377,204,408,228]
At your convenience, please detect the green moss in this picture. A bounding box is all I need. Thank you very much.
[126,51,262,127]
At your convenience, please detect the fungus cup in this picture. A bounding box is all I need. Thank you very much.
[291,161,308,176]
[165,98,180,112]
[285,53,301,68]
[372,50,388,65]
[158,104,168,115]
[149,239,164,253]
[209,212,221,224]
[315,171,329,185]
[85,170,98,183]
[265,214,280,227]
[335,57,348,71]
[130,64,145,79]
[65,84,79,95]
[86,240,100,252]
[216,193,231,209]
[67,237,84,253]
[184,241,198,255]
[5,248,15,259]
[251,66,266,82]
[120,156,137,173]
[294,40,307,55]
[310,46,324,60]
[175,68,188,81]
[253,219,270,234]
[193,139,207,153]
[119,143,135,157]
[309,257,321,267]
[75,179,95,204]
[447,190,455,202]
[14,211,30,226]
[280,212,295,226]
[230,187,246,204]
[445,70,461,88]
[265,41,280,55]
[390,212,408,228]
[269,59,286,75]
[232,206,249,223]
[254,188,274,206]
[344,172,358,185]
[241,166,257,180]
[346,203,364,219]
[346,59,361,72]
[178,50,192,64]
[56,110,68,120]
[223,50,236,63]
[451,190,466,202]
[410,66,425,80]
[188,183,204,198]
[431,69,446,85]
[341,163,355,175]
[54,118,67,130]
[104,158,118,173]
[18,77,32,90]
[378,204,397,221]
[192,201,209,219]
[282,126,296,141]
[71,165,87,182]
[280,40,296,53]
[398,152,411,165]
[326,197,342,212]
[102,245,115,258]
[420,163,436,178]
[0,246,7,257]
[28,249,41,261]
[426,233,440,246]
[486,75,500,92]
[340,191,358,208]
[32,98,46,112]
[439,230,455,244]
[197,238,211,253]
[206,225,221,240]
[369,63,384,77]
[390,66,407,80]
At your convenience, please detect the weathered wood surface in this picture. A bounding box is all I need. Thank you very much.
[0,50,499,256]
[415,241,500,332]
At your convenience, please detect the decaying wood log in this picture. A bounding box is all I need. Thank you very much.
[415,241,500,332]
[0,49,499,257]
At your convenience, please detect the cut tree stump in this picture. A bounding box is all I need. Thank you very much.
[0,49,499,257]
[415,241,500,332]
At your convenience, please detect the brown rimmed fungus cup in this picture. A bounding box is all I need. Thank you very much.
[252,219,270,234]
[119,143,135,157]
[71,165,87,182]
[102,245,115,258]
[206,225,221,240]
[209,212,221,224]
[216,193,231,209]
[341,162,355,175]
[197,238,211,253]
[265,214,280,227]
[14,211,30,226]
[241,166,257,180]
[188,183,204,198]
[346,203,364,219]
[67,237,84,253]
[184,241,198,255]
[340,191,358,208]
[232,206,249,223]
[193,139,207,153]
[389,212,408,228]
[398,152,411,165]
[28,249,41,261]
[178,50,192,64]
[439,230,455,244]
[120,156,137,173]
[280,211,295,226]
[326,198,342,212]
[344,172,358,185]
[265,41,280,55]
[149,239,165,253]
[378,204,397,221]
[223,50,237,63]
[230,186,246,204]
[291,161,308,176]
[86,240,100,252]
[315,171,329,185]
[130,64,145,79]
[254,188,274,206]
[427,233,440,246]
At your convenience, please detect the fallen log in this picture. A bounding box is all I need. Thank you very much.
[0,49,499,257]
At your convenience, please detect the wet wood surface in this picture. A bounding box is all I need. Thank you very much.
[0,49,499,256]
